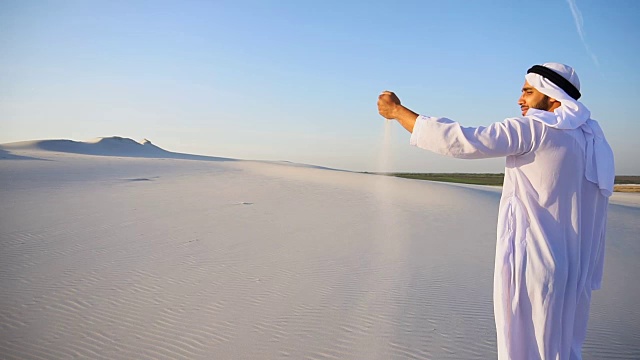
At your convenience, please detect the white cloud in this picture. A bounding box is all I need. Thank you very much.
[567,0,599,66]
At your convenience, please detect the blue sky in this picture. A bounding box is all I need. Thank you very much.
[2,0,639,174]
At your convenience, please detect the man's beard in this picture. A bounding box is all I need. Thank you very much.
[531,95,551,111]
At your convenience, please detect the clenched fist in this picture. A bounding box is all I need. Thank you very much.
[377,91,402,119]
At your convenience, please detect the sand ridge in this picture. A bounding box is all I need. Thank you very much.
[0,137,234,162]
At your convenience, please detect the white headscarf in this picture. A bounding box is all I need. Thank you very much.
[524,63,615,197]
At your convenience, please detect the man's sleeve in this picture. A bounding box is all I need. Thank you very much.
[410,115,535,159]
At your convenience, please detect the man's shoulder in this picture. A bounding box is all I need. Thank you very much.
[501,116,538,128]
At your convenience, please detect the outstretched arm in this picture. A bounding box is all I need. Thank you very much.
[376,90,535,158]
[377,91,419,133]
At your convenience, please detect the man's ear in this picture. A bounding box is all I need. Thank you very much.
[548,97,562,111]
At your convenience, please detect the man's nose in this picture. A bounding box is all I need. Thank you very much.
[517,95,525,105]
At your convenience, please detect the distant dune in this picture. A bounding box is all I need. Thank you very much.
[0,136,234,162]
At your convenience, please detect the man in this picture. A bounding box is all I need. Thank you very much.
[377,63,614,360]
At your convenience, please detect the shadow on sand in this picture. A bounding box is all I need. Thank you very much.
[0,148,50,161]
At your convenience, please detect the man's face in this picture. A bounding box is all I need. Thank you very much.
[518,81,550,116]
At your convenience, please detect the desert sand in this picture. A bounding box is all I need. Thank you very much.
[1,138,639,359]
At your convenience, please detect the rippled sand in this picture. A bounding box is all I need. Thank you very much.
[1,148,638,359]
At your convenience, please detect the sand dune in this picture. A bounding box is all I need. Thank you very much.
[0,141,638,359]
[1,137,233,162]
